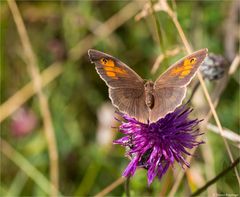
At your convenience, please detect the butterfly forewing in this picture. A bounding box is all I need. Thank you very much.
[154,48,208,88]
[88,49,144,89]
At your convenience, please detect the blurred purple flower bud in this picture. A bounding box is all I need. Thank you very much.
[11,108,37,137]
[200,53,228,80]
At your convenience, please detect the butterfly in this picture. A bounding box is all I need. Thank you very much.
[88,49,208,123]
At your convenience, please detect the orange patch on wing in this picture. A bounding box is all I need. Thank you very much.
[104,67,115,72]
[100,58,115,67]
[106,71,117,78]
[171,67,184,75]
[171,58,195,78]
[103,66,127,77]
[114,67,127,75]
[100,58,127,77]
[180,70,191,78]
[183,58,196,66]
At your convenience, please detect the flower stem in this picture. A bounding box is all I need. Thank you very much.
[125,177,131,197]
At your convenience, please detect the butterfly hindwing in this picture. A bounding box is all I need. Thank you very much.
[109,88,149,123]
[150,87,186,122]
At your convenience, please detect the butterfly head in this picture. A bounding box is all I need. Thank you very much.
[144,81,154,92]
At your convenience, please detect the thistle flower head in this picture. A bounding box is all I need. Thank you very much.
[114,105,203,185]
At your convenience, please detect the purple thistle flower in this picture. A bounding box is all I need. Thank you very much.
[113,105,203,185]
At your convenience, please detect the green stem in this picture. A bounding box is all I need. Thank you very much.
[125,177,131,197]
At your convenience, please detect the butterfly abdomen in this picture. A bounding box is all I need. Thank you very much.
[146,93,154,109]
[144,81,155,109]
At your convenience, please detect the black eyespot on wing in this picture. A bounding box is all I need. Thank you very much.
[190,58,195,63]
[88,49,108,62]
[102,58,108,64]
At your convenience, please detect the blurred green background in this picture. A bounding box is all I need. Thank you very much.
[0,0,239,196]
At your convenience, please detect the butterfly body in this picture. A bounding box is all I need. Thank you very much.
[88,49,207,123]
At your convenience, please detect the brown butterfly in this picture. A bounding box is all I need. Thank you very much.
[88,49,208,123]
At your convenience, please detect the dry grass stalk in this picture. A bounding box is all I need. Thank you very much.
[229,55,240,75]
[7,0,59,195]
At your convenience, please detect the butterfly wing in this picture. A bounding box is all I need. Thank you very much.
[88,49,149,123]
[150,48,208,122]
